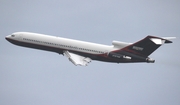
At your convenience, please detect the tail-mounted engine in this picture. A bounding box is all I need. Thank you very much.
[108,52,155,63]
[108,52,131,60]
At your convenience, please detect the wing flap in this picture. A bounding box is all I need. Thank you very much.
[63,51,91,66]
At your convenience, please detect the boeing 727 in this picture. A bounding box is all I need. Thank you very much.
[5,32,175,66]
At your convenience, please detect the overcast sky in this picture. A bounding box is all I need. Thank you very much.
[1,0,180,105]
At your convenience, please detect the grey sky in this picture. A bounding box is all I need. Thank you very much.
[1,0,180,105]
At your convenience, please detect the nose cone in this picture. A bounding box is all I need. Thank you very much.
[5,35,11,42]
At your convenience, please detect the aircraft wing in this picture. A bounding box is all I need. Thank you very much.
[63,51,91,66]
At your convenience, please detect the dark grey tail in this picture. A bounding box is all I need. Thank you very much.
[120,36,173,57]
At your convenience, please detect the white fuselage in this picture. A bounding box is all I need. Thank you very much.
[6,32,165,64]
[21,32,116,54]
[5,32,128,62]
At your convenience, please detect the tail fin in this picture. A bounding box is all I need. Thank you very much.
[120,36,175,57]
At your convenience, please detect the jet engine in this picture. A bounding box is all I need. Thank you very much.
[108,52,123,59]
[108,52,131,60]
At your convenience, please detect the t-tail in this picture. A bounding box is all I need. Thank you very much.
[113,35,176,63]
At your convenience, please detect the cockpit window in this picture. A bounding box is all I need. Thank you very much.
[11,35,15,37]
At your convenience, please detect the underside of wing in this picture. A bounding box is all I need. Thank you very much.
[63,51,91,66]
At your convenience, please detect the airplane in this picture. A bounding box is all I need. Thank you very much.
[5,32,175,66]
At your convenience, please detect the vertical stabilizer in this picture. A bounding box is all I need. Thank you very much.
[116,36,174,57]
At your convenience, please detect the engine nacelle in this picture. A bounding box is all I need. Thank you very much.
[108,52,123,59]
[112,41,131,48]
[108,52,132,60]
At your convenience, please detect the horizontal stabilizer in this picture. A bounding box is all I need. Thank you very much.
[162,37,176,40]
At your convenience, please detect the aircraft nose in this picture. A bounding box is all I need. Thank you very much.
[5,35,11,41]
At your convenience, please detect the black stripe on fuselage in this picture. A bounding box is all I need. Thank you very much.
[6,38,120,62]
[6,38,147,63]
